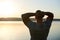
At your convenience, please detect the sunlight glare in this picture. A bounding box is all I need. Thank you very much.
[0,1,19,18]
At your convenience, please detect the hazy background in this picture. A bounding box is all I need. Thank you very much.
[0,21,60,40]
[0,0,60,18]
[0,0,60,40]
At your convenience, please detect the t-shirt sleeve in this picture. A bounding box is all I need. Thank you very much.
[44,19,52,27]
[26,21,36,29]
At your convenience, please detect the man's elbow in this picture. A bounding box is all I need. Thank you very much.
[49,13,54,19]
[21,14,28,20]
[48,12,54,18]
[51,13,54,17]
[21,14,26,18]
[50,13,54,19]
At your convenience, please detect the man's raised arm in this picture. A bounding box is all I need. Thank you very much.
[21,13,35,25]
[44,12,54,21]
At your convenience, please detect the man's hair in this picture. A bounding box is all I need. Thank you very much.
[36,10,41,13]
[36,10,44,18]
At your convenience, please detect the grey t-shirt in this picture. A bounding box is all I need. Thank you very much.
[26,19,52,30]
[26,19,52,40]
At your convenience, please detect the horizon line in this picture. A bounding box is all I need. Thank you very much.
[0,18,60,21]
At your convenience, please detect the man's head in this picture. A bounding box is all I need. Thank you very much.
[35,10,44,23]
[35,10,44,20]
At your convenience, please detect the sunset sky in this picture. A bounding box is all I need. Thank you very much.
[0,0,60,18]
[0,0,60,40]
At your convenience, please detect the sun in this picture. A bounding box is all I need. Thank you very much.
[0,1,18,18]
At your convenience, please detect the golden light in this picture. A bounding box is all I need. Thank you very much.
[0,21,29,40]
[0,1,19,18]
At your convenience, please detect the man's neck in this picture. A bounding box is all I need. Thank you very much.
[37,19,43,24]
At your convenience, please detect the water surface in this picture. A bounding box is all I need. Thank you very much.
[0,21,60,40]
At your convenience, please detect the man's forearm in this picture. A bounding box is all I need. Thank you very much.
[44,12,54,17]
[22,13,35,18]
[43,12,54,20]
[22,13,35,24]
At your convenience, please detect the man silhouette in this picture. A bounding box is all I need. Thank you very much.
[21,10,54,40]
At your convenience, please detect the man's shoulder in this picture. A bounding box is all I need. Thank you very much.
[27,21,36,25]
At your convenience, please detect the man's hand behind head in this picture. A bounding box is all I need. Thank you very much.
[35,10,44,19]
